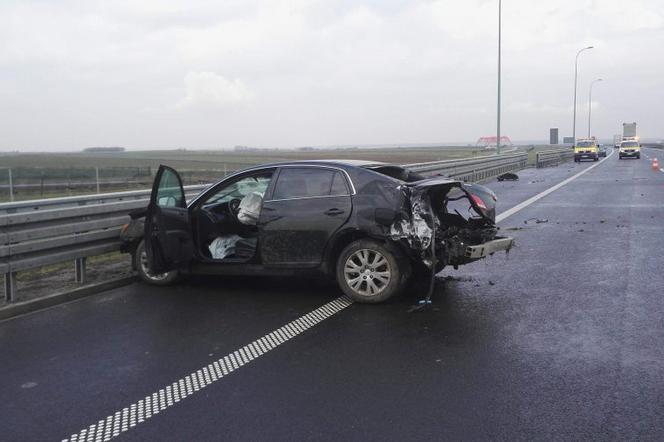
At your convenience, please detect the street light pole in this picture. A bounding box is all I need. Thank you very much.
[496,0,502,155]
[588,78,603,138]
[572,45,593,144]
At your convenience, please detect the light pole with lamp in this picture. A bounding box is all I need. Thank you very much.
[572,45,593,145]
[587,78,603,138]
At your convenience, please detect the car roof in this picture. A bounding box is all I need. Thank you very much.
[248,159,391,170]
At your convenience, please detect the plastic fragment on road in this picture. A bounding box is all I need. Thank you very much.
[237,192,263,226]
[497,172,519,181]
[523,218,548,224]
[209,234,243,259]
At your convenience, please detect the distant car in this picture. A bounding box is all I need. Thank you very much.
[618,140,641,159]
[120,161,513,303]
[574,139,599,162]
[598,145,607,157]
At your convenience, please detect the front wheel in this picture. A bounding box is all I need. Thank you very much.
[336,240,405,303]
[134,239,180,285]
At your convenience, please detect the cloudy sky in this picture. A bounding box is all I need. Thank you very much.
[1,0,663,151]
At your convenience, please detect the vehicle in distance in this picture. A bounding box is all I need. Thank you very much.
[618,140,641,159]
[574,139,599,162]
[623,122,637,139]
[120,161,513,303]
[598,144,607,157]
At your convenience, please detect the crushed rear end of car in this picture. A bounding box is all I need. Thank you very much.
[388,177,513,270]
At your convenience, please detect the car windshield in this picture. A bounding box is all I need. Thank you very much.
[577,141,595,147]
[622,142,639,147]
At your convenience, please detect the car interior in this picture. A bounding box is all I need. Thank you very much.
[192,171,274,263]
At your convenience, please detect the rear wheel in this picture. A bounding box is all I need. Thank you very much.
[336,240,405,303]
[134,239,179,285]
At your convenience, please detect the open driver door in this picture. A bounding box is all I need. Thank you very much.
[145,165,194,273]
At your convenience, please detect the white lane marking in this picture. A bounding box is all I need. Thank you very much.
[62,296,353,442]
[496,149,614,222]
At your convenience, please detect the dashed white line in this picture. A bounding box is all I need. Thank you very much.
[61,296,353,442]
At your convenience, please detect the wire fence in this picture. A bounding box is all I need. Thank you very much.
[0,166,237,202]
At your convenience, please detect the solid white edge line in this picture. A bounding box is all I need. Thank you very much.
[495,148,614,223]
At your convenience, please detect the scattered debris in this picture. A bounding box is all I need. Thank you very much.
[439,275,474,282]
[503,226,525,231]
[578,229,585,232]
[497,172,519,181]
[524,218,549,224]
[488,280,496,286]
[600,220,606,223]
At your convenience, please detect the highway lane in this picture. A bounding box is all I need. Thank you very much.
[131,151,664,441]
[3,153,664,440]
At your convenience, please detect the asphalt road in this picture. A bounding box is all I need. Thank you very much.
[2,149,663,441]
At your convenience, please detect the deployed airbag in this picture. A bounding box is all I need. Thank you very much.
[209,234,243,260]
[237,192,263,226]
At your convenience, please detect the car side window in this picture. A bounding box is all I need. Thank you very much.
[272,168,343,200]
[156,168,184,208]
[202,174,272,207]
[330,171,350,196]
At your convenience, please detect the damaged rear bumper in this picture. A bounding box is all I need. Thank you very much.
[464,236,513,259]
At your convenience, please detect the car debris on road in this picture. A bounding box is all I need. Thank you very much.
[497,172,519,181]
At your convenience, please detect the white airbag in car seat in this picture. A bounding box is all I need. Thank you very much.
[237,192,263,226]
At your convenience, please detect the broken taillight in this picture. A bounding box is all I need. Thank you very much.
[470,194,487,210]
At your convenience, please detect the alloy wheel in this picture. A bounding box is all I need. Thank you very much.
[343,248,392,297]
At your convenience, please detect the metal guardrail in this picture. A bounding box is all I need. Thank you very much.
[536,148,574,168]
[407,152,528,181]
[1,153,530,303]
[0,186,208,302]
[0,185,209,215]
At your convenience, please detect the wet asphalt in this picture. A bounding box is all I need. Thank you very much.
[1,149,663,441]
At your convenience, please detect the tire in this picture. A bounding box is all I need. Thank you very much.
[133,239,180,285]
[336,240,406,303]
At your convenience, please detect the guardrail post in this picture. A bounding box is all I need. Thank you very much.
[4,272,16,302]
[75,258,87,284]
[8,168,14,202]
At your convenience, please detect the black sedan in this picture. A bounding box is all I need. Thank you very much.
[120,160,513,303]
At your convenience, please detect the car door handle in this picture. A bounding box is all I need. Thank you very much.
[324,208,345,216]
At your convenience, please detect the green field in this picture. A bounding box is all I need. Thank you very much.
[1,146,486,169]
[0,146,493,202]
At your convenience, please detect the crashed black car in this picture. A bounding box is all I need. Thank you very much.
[120,161,513,303]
